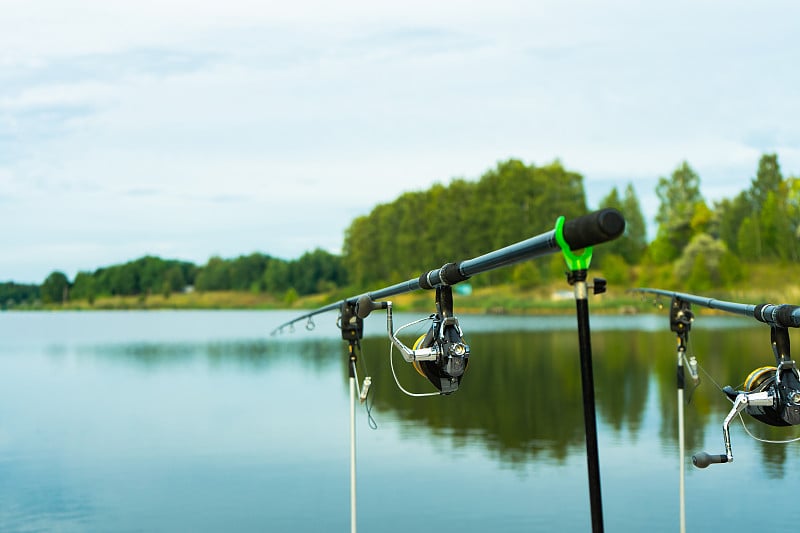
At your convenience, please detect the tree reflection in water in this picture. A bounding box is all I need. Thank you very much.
[355,324,800,477]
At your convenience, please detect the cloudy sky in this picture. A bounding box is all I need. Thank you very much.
[2,0,798,283]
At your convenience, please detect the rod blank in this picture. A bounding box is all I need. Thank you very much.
[271,209,625,334]
[635,288,800,329]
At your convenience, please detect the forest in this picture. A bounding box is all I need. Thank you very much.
[1,153,796,309]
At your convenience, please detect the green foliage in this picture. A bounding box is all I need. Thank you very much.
[597,254,629,285]
[91,256,196,297]
[716,192,750,255]
[0,282,40,309]
[599,183,647,264]
[15,151,798,307]
[547,254,569,282]
[674,233,741,290]
[195,256,230,291]
[644,233,678,265]
[71,272,96,304]
[290,249,347,295]
[512,262,543,289]
[716,153,798,262]
[653,161,704,260]
[343,158,587,287]
[41,271,69,304]
[751,153,783,209]
[283,287,299,306]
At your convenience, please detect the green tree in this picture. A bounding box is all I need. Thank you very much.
[195,256,231,291]
[653,161,704,261]
[716,192,750,256]
[621,184,647,263]
[341,158,587,288]
[0,282,40,308]
[736,217,759,260]
[674,233,740,290]
[290,249,346,295]
[262,258,291,294]
[228,253,269,291]
[512,262,543,289]
[599,183,646,264]
[41,271,69,304]
[744,153,785,260]
[597,253,629,285]
[71,271,96,304]
[750,153,783,209]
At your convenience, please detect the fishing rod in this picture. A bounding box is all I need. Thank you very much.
[272,208,624,395]
[274,208,626,533]
[635,288,800,470]
[271,208,625,335]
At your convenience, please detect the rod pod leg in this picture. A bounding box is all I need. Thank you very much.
[348,342,358,533]
[571,270,605,533]
[556,216,605,533]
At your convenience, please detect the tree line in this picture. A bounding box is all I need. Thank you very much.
[1,249,346,308]
[1,153,795,308]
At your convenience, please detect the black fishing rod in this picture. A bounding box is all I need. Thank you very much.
[634,287,800,328]
[634,287,800,471]
[276,208,625,533]
[271,208,624,336]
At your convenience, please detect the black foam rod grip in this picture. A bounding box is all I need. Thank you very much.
[562,208,625,250]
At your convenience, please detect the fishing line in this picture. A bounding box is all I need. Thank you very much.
[737,413,800,445]
[389,316,440,397]
[697,360,726,397]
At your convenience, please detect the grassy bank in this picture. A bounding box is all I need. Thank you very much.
[19,262,800,315]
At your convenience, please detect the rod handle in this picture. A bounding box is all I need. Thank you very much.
[562,208,625,250]
[355,295,388,319]
[692,452,728,468]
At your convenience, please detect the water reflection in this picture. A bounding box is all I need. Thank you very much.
[356,322,800,477]
[4,311,800,532]
[76,339,342,374]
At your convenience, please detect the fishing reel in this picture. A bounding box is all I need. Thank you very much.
[389,286,469,394]
[356,285,470,395]
[693,327,800,468]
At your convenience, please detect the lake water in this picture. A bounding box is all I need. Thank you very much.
[1,310,799,532]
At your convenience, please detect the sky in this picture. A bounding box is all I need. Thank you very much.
[2,0,799,284]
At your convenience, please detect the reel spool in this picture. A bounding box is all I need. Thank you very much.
[741,366,786,426]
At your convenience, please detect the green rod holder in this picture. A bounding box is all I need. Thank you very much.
[554,216,593,271]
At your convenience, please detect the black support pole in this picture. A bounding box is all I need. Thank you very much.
[571,270,604,532]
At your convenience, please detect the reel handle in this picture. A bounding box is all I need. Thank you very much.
[356,295,388,319]
[692,452,729,468]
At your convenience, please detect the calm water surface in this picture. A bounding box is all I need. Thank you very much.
[1,310,798,532]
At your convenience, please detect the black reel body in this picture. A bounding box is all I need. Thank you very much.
[384,285,471,395]
[411,316,470,394]
[740,364,800,427]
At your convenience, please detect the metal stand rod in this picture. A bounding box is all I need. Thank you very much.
[349,360,357,533]
[350,375,357,533]
[573,274,604,533]
[677,352,686,533]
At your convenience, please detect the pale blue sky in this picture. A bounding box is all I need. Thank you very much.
[2,0,798,283]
